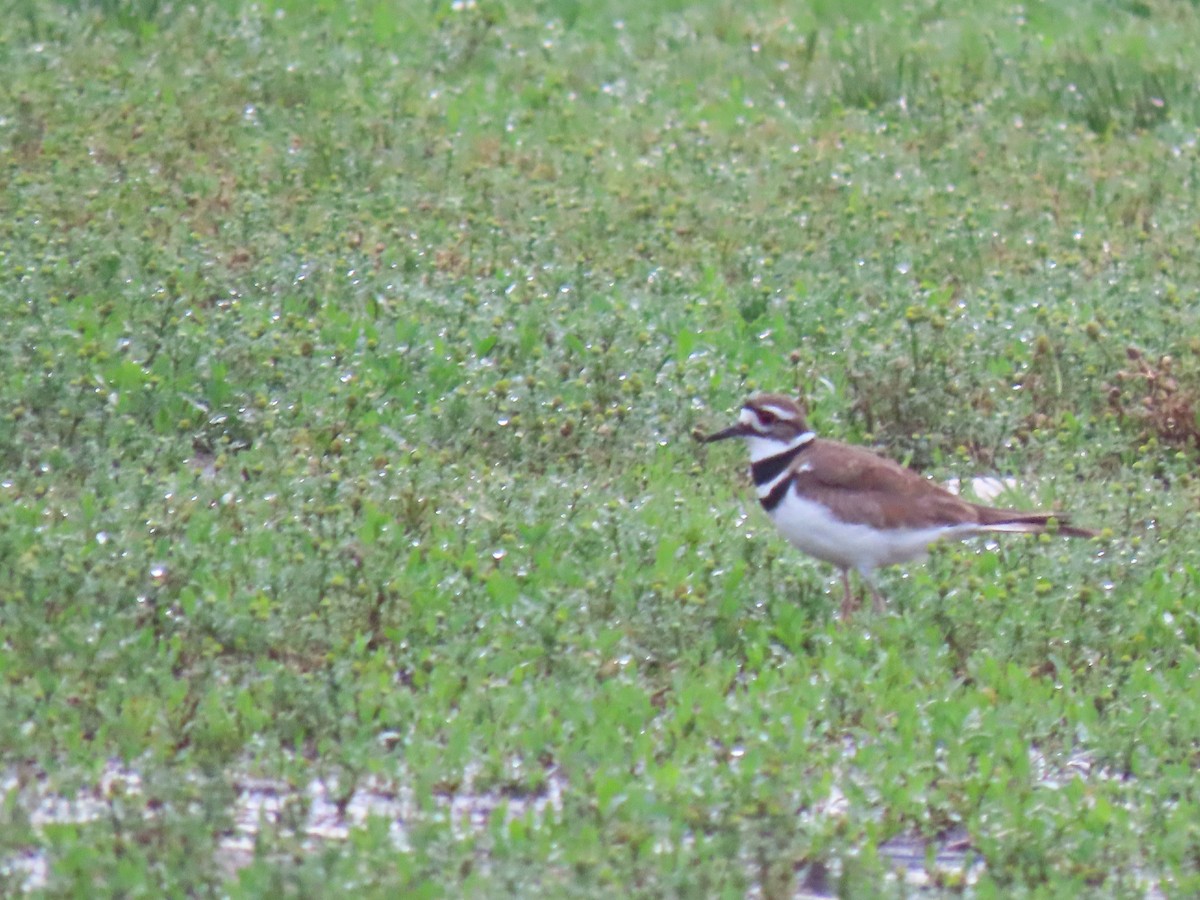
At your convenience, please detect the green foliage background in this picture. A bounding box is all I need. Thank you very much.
[2,0,1199,895]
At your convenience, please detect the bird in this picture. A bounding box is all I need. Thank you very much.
[700,393,1094,618]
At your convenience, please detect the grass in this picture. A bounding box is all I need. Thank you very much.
[2,0,1200,895]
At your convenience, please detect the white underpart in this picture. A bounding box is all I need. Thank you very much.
[738,421,985,580]
[768,494,982,581]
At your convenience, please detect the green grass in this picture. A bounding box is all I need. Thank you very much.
[2,0,1200,895]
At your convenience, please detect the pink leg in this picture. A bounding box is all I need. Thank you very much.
[857,568,887,613]
[839,569,857,619]
[868,581,887,614]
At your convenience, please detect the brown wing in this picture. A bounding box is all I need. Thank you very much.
[793,440,985,530]
[794,439,1094,536]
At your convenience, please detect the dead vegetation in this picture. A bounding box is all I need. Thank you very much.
[1107,347,1200,450]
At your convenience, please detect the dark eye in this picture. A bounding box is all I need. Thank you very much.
[757,408,776,424]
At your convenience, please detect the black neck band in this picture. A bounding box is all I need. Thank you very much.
[750,439,811,487]
[760,476,793,511]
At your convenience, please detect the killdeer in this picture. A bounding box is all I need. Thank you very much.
[701,394,1094,617]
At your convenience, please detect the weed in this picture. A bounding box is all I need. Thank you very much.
[2,1,1200,896]
[1108,346,1200,451]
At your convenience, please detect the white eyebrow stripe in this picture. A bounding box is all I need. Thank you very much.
[761,404,799,421]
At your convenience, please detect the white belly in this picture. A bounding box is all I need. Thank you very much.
[768,494,977,575]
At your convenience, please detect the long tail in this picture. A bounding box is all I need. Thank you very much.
[976,508,1096,539]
